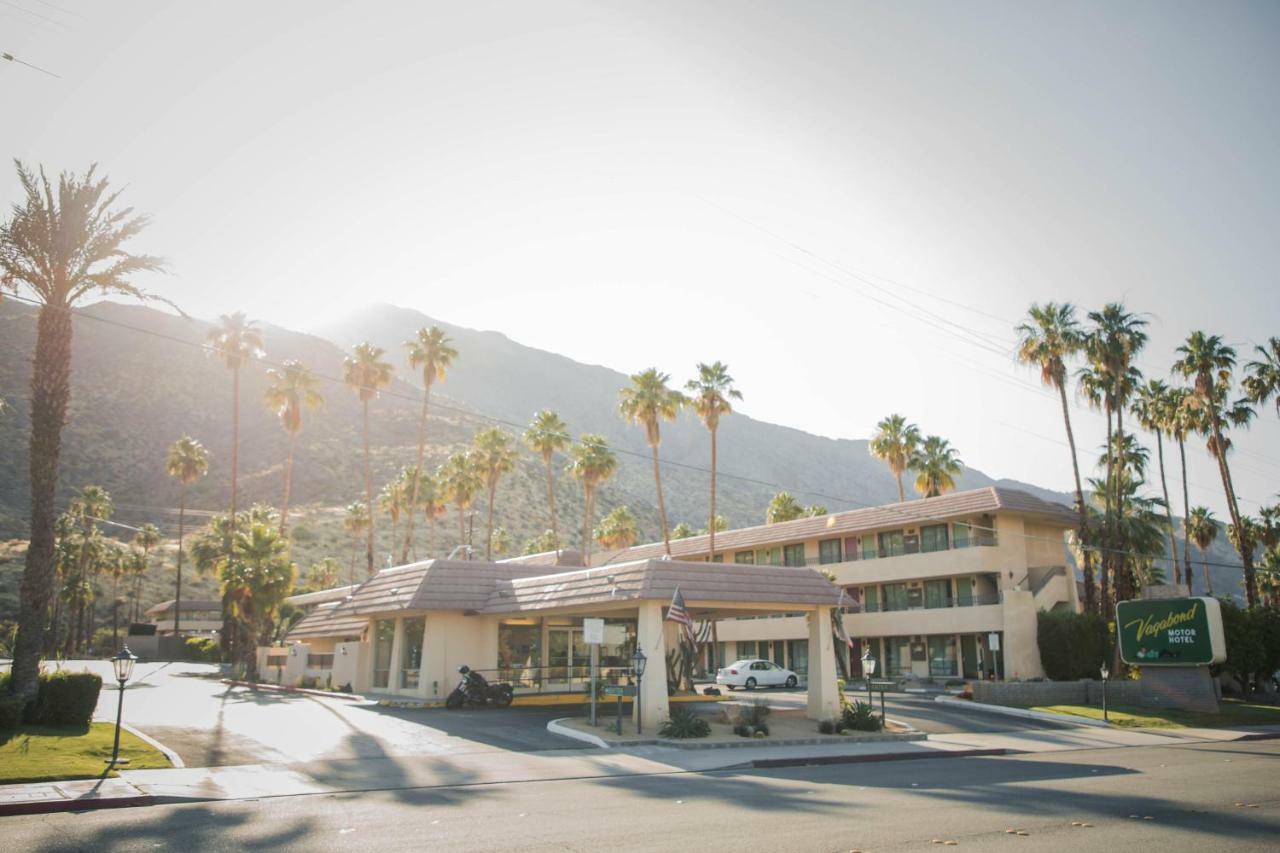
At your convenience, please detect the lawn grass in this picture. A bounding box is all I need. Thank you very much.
[1031,699,1280,729]
[0,722,172,784]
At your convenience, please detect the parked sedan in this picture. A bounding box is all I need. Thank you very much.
[715,659,799,690]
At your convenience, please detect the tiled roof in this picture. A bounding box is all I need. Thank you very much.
[144,599,221,617]
[594,487,1075,565]
[331,559,554,617]
[502,549,586,568]
[284,585,361,607]
[479,558,842,614]
[285,602,369,641]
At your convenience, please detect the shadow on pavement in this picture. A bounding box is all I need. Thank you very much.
[33,804,316,853]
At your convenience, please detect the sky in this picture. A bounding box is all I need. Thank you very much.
[3,1,1279,519]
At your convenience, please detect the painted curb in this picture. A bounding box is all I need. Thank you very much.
[0,794,157,818]
[933,696,1111,727]
[751,747,1009,769]
[547,718,615,748]
[119,723,185,770]
[546,718,926,750]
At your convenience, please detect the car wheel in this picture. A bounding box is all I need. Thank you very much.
[745,677,757,690]
[785,675,798,688]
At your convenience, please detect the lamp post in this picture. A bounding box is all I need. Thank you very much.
[861,648,877,708]
[1100,663,1110,724]
[107,646,137,767]
[632,646,647,735]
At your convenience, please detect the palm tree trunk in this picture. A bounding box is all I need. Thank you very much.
[1100,406,1114,617]
[1178,436,1192,596]
[709,427,718,562]
[458,503,467,556]
[362,400,375,577]
[231,367,240,530]
[428,512,436,561]
[895,470,905,503]
[544,456,559,556]
[1113,404,1129,604]
[1210,413,1255,604]
[582,485,594,566]
[280,430,297,535]
[1056,382,1094,613]
[651,444,672,556]
[1202,549,1214,595]
[402,383,431,563]
[176,485,186,636]
[1154,431,1181,586]
[11,304,74,699]
[111,572,120,651]
[485,484,496,561]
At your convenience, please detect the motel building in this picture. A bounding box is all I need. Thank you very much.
[270,486,1076,722]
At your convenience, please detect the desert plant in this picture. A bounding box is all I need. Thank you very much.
[658,706,710,739]
[841,700,883,732]
[818,719,836,735]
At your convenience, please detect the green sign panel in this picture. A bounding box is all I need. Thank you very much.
[1117,597,1226,666]
[602,685,635,697]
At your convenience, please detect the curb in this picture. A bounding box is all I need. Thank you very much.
[545,718,926,750]
[120,723,184,770]
[933,696,1111,727]
[0,794,157,818]
[221,680,365,702]
[751,747,1009,769]
[547,718,618,748]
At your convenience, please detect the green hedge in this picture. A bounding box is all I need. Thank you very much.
[1218,601,1280,694]
[1037,609,1109,681]
[0,695,22,731]
[29,672,103,726]
[184,636,220,663]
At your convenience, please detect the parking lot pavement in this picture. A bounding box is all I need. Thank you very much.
[62,660,588,768]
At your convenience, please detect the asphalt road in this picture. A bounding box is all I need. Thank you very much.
[8,739,1278,851]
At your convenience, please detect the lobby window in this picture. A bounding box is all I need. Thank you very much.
[921,523,949,553]
[372,619,395,689]
[737,641,758,660]
[878,530,906,558]
[734,550,755,565]
[400,616,425,690]
[498,619,541,688]
[928,635,958,677]
[882,583,909,612]
[783,543,806,567]
[819,538,843,565]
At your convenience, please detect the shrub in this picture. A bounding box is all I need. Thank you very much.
[658,706,710,739]
[735,701,771,729]
[752,722,769,737]
[818,719,836,734]
[0,695,24,731]
[1037,609,1109,681]
[733,723,752,737]
[185,636,220,663]
[29,671,103,726]
[841,700,883,732]
[1218,601,1280,694]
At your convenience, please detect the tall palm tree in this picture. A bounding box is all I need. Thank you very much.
[1243,337,1280,418]
[1016,303,1095,611]
[378,473,409,563]
[1173,332,1258,605]
[207,313,264,537]
[1167,386,1195,595]
[911,436,963,498]
[264,360,323,535]
[1185,506,1218,596]
[165,435,208,638]
[64,485,113,655]
[767,491,806,524]
[342,501,371,585]
[440,451,483,556]
[685,361,742,563]
[129,522,161,626]
[566,434,618,567]
[0,162,165,700]
[595,505,640,551]
[402,326,457,562]
[524,410,570,556]
[125,548,147,626]
[473,428,518,560]
[869,415,921,502]
[1132,379,1182,586]
[619,368,685,557]
[307,557,342,591]
[343,342,393,576]
[220,521,296,679]
[417,469,448,561]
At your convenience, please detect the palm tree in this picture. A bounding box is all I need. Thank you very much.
[166,436,208,634]
[524,410,570,557]
[220,521,296,679]
[65,485,113,655]
[440,451,483,556]
[342,502,371,585]
[619,369,685,557]
[685,361,742,563]
[566,434,618,566]
[103,543,128,651]
[129,522,160,626]
[1173,332,1258,605]
[1016,303,1096,611]
[343,342,393,576]
[417,470,448,560]
[1132,379,1182,587]
[207,313,264,536]
[869,415,921,502]
[0,162,165,700]
[307,557,342,590]
[671,522,696,540]
[402,326,457,562]
[596,505,640,551]
[1185,506,1218,596]
[910,436,963,498]
[264,360,323,535]
[1243,337,1280,418]
[767,491,805,524]
[125,548,147,626]
[378,473,409,563]
[473,427,518,560]
[1167,386,1196,595]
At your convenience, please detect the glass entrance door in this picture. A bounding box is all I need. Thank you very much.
[548,627,586,688]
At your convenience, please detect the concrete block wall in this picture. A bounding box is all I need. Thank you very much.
[974,679,1142,707]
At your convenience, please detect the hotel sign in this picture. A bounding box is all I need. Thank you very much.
[1117,597,1226,666]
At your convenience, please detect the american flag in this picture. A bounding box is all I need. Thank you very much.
[832,588,854,650]
[666,585,697,646]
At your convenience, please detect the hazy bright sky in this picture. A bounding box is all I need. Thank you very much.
[4,1,1278,517]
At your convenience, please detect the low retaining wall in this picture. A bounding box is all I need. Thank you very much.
[974,679,1142,707]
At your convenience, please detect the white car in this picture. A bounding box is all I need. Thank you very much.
[715,659,799,690]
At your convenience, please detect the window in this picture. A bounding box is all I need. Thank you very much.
[928,636,958,677]
[956,577,974,607]
[861,536,878,560]
[373,619,395,689]
[711,554,724,563]
[819,538,843,564]
[787,640,809,678]
[878,530,906,557]
[737,641,757,659]
[756,547,782,566]
[400,616,425,689]
[734,550,755,565]
[783,543,806,567]
[924,580,952,609]
[921,524,949,553]
[882,583,909,612]
[844,537,860,561]
[863,586,880,613]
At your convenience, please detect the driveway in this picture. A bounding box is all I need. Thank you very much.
[63,660,587,768]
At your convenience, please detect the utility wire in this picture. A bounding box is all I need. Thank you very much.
[1,48,60,77]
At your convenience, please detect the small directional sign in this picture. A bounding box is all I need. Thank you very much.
[603,685,636,697]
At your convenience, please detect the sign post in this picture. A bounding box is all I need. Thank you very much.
[987,632,1001,681]
[603,684,634,735]
[583,618,605,726]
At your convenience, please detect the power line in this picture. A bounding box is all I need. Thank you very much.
[1,48,60,78]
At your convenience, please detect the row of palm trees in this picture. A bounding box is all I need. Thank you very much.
[1015,302,1280,612]
[868,415,965,501]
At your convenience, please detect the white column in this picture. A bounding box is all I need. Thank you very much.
[388,617,405,693]
[635,601,670,729]
[806,607,840,720]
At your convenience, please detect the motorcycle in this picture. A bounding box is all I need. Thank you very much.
[445,665,514,709]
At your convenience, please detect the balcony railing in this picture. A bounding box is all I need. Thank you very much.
[808,531,998,568]
[859,592,1001,613]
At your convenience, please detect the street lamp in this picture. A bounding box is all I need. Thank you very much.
[861,648,877,705]
[632,647,647,735]
[107,646,137,767]
[1099,663,1110,724]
